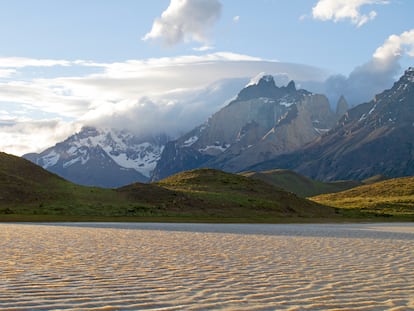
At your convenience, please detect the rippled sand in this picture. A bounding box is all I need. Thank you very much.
[0,223,413,310]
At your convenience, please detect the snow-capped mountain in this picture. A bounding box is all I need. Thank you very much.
[249,67,414,181]
[152,74,345,180]
[24,126,169,187]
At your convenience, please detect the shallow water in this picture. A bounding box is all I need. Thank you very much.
[0,223,413,310]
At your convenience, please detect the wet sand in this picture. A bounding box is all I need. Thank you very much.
[0,223,413,310]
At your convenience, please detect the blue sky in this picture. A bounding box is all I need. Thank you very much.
[0,0,413,155]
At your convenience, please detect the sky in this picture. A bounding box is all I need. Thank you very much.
[0,0,413,155]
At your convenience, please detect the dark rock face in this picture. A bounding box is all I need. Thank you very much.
[150,141,213,182]
[336,95,349,117]
[152,75,338,180]
[236,76,299,101]
[249,67,414,181]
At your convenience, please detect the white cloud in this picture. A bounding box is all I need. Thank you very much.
[233,15,240,23]
[317,28,414,106]
[192,45,215,52]
[0,118,80,155]
[311,0,389,27]
[0,57,72,68]
[0,81,90,118]
[0,69,16,78]
[142,0,222,46]
[373,29,414,63]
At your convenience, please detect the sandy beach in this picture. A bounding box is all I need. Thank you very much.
[0,223,413,310]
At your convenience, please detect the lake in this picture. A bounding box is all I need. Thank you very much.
[0,222,413,310]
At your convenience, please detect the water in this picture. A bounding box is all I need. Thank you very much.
[0,223,413,310]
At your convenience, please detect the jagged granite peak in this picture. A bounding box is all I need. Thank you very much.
[336,95,349,116]
[245,72,275,87]
[236,74,306,102]
[248,67,414,181]
[286,80,296,92]
[152,76,338,181]
[24,126,169,187]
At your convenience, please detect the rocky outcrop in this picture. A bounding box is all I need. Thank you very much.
[336,95,349,117]
[152,75,339,180]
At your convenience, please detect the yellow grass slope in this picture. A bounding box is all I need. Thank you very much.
[311,176,414,217]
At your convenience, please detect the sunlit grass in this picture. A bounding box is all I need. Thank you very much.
[311,176,414,219]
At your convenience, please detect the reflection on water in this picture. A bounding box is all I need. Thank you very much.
[0,223,413,310]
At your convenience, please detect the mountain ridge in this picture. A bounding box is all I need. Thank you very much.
[24,127,169,187]
[152,75,344,180]
[248,67,414,181]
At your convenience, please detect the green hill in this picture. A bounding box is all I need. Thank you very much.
[0,152,137,217]
[0,151,72,205]
[156,168,336,219]
[5,152,409,222]
[241,169,361,197]
[0,153,337,221]
[311,176,414,217]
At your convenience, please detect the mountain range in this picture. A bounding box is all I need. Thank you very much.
[24,127,168,187]
[249,67,414,181]
[23,68,414,186]
[152,74,346,180]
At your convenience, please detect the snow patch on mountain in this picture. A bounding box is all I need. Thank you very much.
[71,128,166,178]
[42,150,60,168]
[182,136,199,147]
[199,143,230,153]
[280,101,294,107]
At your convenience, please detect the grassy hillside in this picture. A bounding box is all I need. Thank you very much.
[241,169,361,197]
[3,152,411,222]
[0,152,142,216]
[156,168,337,219]
[0,153,337,221]
[311,176,414,217]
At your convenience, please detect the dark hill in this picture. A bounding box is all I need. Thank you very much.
[0,152,69,205]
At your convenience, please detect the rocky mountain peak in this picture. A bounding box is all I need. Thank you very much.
[405,66,414,74]
[75,126,100,139]
[257,74,276,86]
[24,126,168,187]
[236,74,307,102]
[286,80,296,92]
[245,73,275,87]
[152,73,338,180]
[386,66,414,94]
[248,67,414,182]
[336,95,349,116]
[400,66,414,84]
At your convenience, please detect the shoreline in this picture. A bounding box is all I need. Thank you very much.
[1,213,413,224]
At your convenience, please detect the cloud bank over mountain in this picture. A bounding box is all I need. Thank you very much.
[0,53,327,155]
[314,29,414,106]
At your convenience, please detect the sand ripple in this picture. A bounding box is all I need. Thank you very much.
[0,223,413,310]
